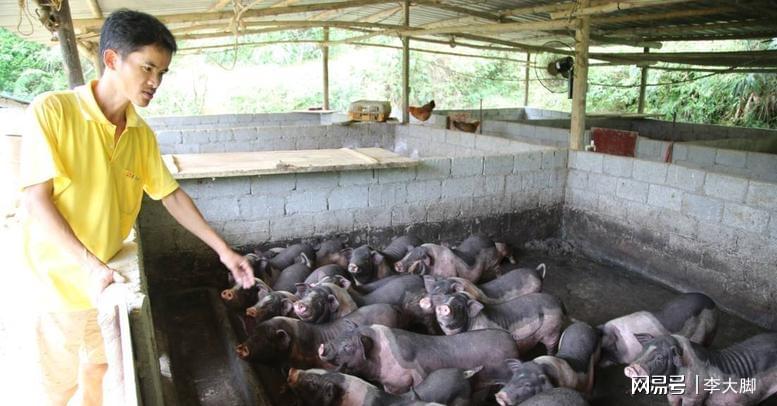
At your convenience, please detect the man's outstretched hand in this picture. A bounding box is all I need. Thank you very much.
[220,249,255,288]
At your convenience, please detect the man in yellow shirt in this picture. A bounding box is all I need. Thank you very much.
[20,9,255,405]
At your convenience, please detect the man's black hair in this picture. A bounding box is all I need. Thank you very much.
[99,9,177,58]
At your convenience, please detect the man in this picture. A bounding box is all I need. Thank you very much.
[19,9,255,405]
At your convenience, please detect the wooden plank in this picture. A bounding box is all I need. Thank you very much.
[570,0,591,151]
[164,148,418,179]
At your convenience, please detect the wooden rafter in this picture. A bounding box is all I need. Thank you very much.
[591,6,735,25]
[87,0,103,18]
[358,5,403,23]
[591,50,777,67]
[608,18,774,38]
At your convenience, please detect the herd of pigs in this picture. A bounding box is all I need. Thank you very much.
[219,235,777,406]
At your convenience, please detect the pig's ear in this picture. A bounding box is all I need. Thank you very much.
[295,283,308,297]
[275,329,290,346]
[358,335,373,360]
[254,279,271,295]
[327,294,340,312]
[323,381,338,402]
[634,333,654,345]
[422,275,436,292]
[344,319,359,331]
[370,250,384,265]
[280,299,295,316]
[671,346,684,368]
[340,248,353,261]
[296,252,313,268]
[467,299,485,318]
[463,365,483,379]
[506,358,523,371]
[451,280,466,293]
[333,275,352,290]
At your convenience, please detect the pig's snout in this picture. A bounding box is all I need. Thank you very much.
[245,307,260,318]
[318,343,335,362]
[419,297,432,311]
[436,304,451,317]
[236,344,250,359]
[221,289,235,301]
[624,363,647,378]
[287,368,301,385]
[294,302,311,318]
[394,262,406,273]
[495,391,512,406]
[347,263,360,274]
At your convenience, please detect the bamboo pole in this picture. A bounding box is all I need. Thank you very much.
[87,0,102,18]
[590,50,777,67]
[570,0,591,151]
[638,48,648,114]
[55,0,85,88]
[358,6,403,23]
[323,27,330,111]
[402,0,410,124]
[524,53,530,106]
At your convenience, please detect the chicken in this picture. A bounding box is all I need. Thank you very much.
[408,100,436,122]
[452,119,480,133]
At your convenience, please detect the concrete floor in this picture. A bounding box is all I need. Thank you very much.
[518,244,775,406]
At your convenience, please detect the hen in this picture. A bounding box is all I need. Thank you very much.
[408,100,436,122]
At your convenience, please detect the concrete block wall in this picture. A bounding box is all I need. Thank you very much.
[564,151,777,329]
[146,112,330,131]
[672,144,777,183]
[630,119,777,142]
[156,123,395,155]
[394,124,553,157]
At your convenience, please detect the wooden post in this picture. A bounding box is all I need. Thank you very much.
[524,53,530,106]
[569,0,590,151]
[638,47,649,114]
[323,27,330,110]
[402,0,410,124]
[54,0,85,88]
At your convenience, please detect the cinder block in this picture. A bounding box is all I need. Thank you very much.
[483,176,506,197]
[484,155,515,176]
[181,177,251,199]
[378,167,417,184]
[296,172,340,190]
[615,179,649,203]
[539,187,564,207]
[269,215,316,240]
[704,173,748,203]
[406,180,442,203]
[285,190,329,214]
[222,220,270,242]
[206,129,234,143]
[682,193,723,223]
[648,184,683,211]
[635,138,668,162]
[251,174,296,195]
[587,173,617,195]
[597,194,629,221]
[666,165,706,193]
[769,215,777,240]
[715,149,747,168]
[328,186,369,210]
[194,197,241,222]
[416,158,452,180]
[451,156,484,177]
[541,150,566,169]
[746,181,777,210]
[445,130,476,148]
[514,151,542,172]
[504,174,523,194]
[523,171,552,191]
[339,170,376,186]
[686,145,717,166]
[722,203,769,234]
[314,210,355,235]
[391,205,427,226]
[442,177,478,198]
[199,144,227,153]
[172,144,201,154]
[566,187,598,211]
[566,170,588,189]
[155,130,181,145]
[746,152,777,176]
[672,144,689,161]
[602,155,634,178]
[570,151,603,173]
[238,194,285,219]
[368,183,407,207]
[633,160,668,184]
[353,207,392,228]
[696,223,738,248]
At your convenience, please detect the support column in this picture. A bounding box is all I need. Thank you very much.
[401,0,410,124]
[322,27,330,110]
[524,53,531,106]
[569,0,590,151]
[638,47,649,114]
[54,0,85,88]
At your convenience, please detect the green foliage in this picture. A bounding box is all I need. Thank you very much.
[0,28,69,99]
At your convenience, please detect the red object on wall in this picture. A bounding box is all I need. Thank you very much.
[591,127,638,157]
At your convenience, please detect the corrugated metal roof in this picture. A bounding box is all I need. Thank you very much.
[2,0,776,66]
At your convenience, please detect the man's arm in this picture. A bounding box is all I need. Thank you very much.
[161,187,254,288]
[23,180,118,300]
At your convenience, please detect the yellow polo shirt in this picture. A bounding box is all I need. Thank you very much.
[19,80,179,311]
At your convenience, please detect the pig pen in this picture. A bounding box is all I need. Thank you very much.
[120,115,777,405]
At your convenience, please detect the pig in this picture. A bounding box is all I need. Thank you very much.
[599,292,718,366]
[315,239,351,268]
[245,290,299,322]
[494,322,600,406]
[453,235,512,281]
[318,324,519,394]
[236,303,404,369]
[304,264,352,285]
[272,262,313,293]
[220,278,272,311]
[252,243,315,284]
[419,264,546,313]
[435,292,566,354]
[293,281,359,323]
[625,333,777,406]
[395,243,492,282]
[347,234,423,285]
[287,367,477,406]
[510,388,590,406]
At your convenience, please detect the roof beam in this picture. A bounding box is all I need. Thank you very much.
[550,0,700,19]
[414,0,503,23]
[591,50,777,67]
[87,0,103,18]
[592,6,735,25]
[357,5,403,23]
[608,18,773,37]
